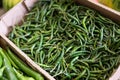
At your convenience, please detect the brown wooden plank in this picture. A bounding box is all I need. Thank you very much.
[109,65,120,80]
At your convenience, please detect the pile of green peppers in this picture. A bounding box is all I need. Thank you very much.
[0,47,44,80]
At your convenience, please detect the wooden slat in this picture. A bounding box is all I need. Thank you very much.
[1,1,27,29]
[0,0,55,79]
[0,33,56,80]
[24,0,38,10]
[75,0,120,23]
[109,65,120,80]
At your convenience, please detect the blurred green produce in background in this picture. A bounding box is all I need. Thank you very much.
[99,0,120,11]
[3,0,21,10]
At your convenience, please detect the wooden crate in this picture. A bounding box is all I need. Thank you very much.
[75,0,120,80]
[75,0,120,24]
[0,0,55,80]
[0,0,120,80]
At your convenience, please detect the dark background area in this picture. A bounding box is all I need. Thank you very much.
[0,0,5,16]
[0,0,2,7]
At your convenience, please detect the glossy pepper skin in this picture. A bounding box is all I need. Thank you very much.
[7,49,44,80]
[0,49,18,80]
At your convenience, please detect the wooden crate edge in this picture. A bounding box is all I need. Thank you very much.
[75,0,120,80]
[75,0,120,24]
[0,0,55,80]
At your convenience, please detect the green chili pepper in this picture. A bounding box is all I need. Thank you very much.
[0,66,5,78]
[0,48,18,80]
[8,0,120,80]
[7,48,44,80]
[0,54,3,68]
[13,68,35,80]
